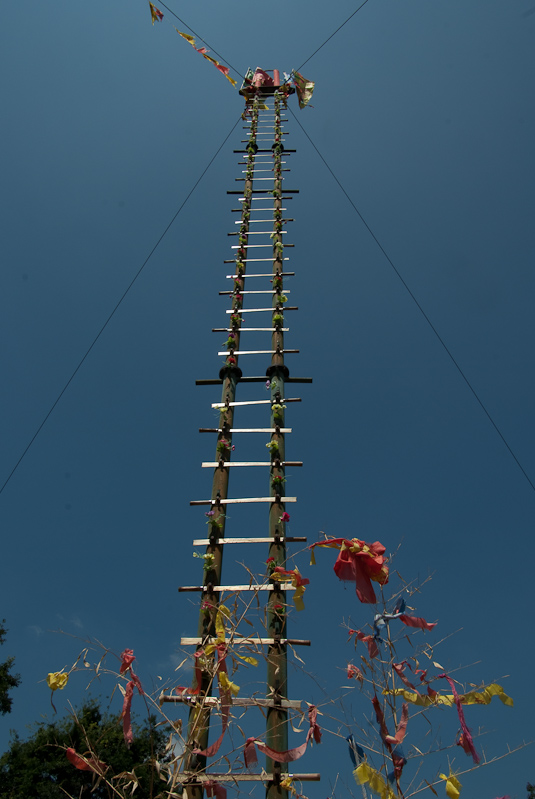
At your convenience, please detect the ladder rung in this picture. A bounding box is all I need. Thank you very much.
[180,637,311,646]
[192,536,307,545]
[213,328,290,332]
[225,307,298,314]
[160,695,302,709]
[179,584,295,592]
[211,400,301,408]
[217,350,299,356]
[180,773,320,783]
[219,290,291,295]
[201,462,303,468]
[189,497,297,506]
[198,428,292,433]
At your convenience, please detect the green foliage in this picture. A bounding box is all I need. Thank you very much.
[0,620,20,716]
[0,699,167,798]
[527,783,535,799]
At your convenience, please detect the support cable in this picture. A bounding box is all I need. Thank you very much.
[154,0,245,82]
[0,115,242,497]
[296,0,373,71]
[289,108,535,495]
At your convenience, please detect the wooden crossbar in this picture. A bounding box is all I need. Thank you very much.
[180,774,320,783]
[211,399,301,408]
[189,497,297,506]
[192,537,302,546]
[225,307,298,314]
[213,327,290,332]
[161,695,302,709]
[199,428,292,433]
[180,637,310,646]
[219,290,291,295]
[217,350,299,356]
[201,462,303,468]
[179,584,294,592]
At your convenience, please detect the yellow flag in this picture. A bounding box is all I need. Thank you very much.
[439,772,462,799]
[149,2,163,24]
[354,763,397,799]
[219,671,239,696]
[47,672,69,691]
[175,28,196,46]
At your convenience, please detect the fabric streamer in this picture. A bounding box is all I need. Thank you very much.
[348,628,379,659]
[384,682,512,709]
[174,29,237,87]
[346,734,365,767]
[47,671,69,691]
[292,71,315,109]
[244,705,321,765]
[148,1,163,24]
[47,671,69,712]
[119,649,144,747]
[204,781,227,799]
[371,697,408,782]
[272,566,309,610]
[309,537,388,603]
[439,771,462,799]
[66,747,107,776]
[438,674,479,764]
[192,644,232,758]
[353,762,397,799]
[347,663,364,682]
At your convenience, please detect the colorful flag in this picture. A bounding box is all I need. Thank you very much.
[148,2,163,24]
[174,29,237,87]
[292,70,315,109]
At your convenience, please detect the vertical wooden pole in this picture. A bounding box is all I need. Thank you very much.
[183,98,258,797]
[266,89,289,799]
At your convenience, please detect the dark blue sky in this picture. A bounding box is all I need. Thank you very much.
[1,1,534,797]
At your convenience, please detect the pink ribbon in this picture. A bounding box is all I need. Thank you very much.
[348,629,379,659]
[205,781,227,799]
[244,706,321,765]
[439,673,480,764]
[119,649,144,747]
[66,747,107,776]
[399,614,437,631]
[193,645,232,758]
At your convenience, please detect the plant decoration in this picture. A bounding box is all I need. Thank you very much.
[230,313,241,328]
[239,235,247,247]
[277,293,288,304]
[272,312,283,327]
[279,511,291,523]
[201,600,213,617]
[235,260,245,273]
[205,509,224,531]
[193,551,215,574]
[271,189,281,199]
[265,379,276,391]
[265,556,278,575]
[266,439,280,457]
[272,403,286,422]
[223,333,236,350]
[272,274,283,290]
[225,355,237,367]
[274,241,284,255]
[216,438,235,456]
[271,474,286,491]
[233,277,243,291]
[236,247,246,260]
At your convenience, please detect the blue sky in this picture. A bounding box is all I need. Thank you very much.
[1,0,535,797]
